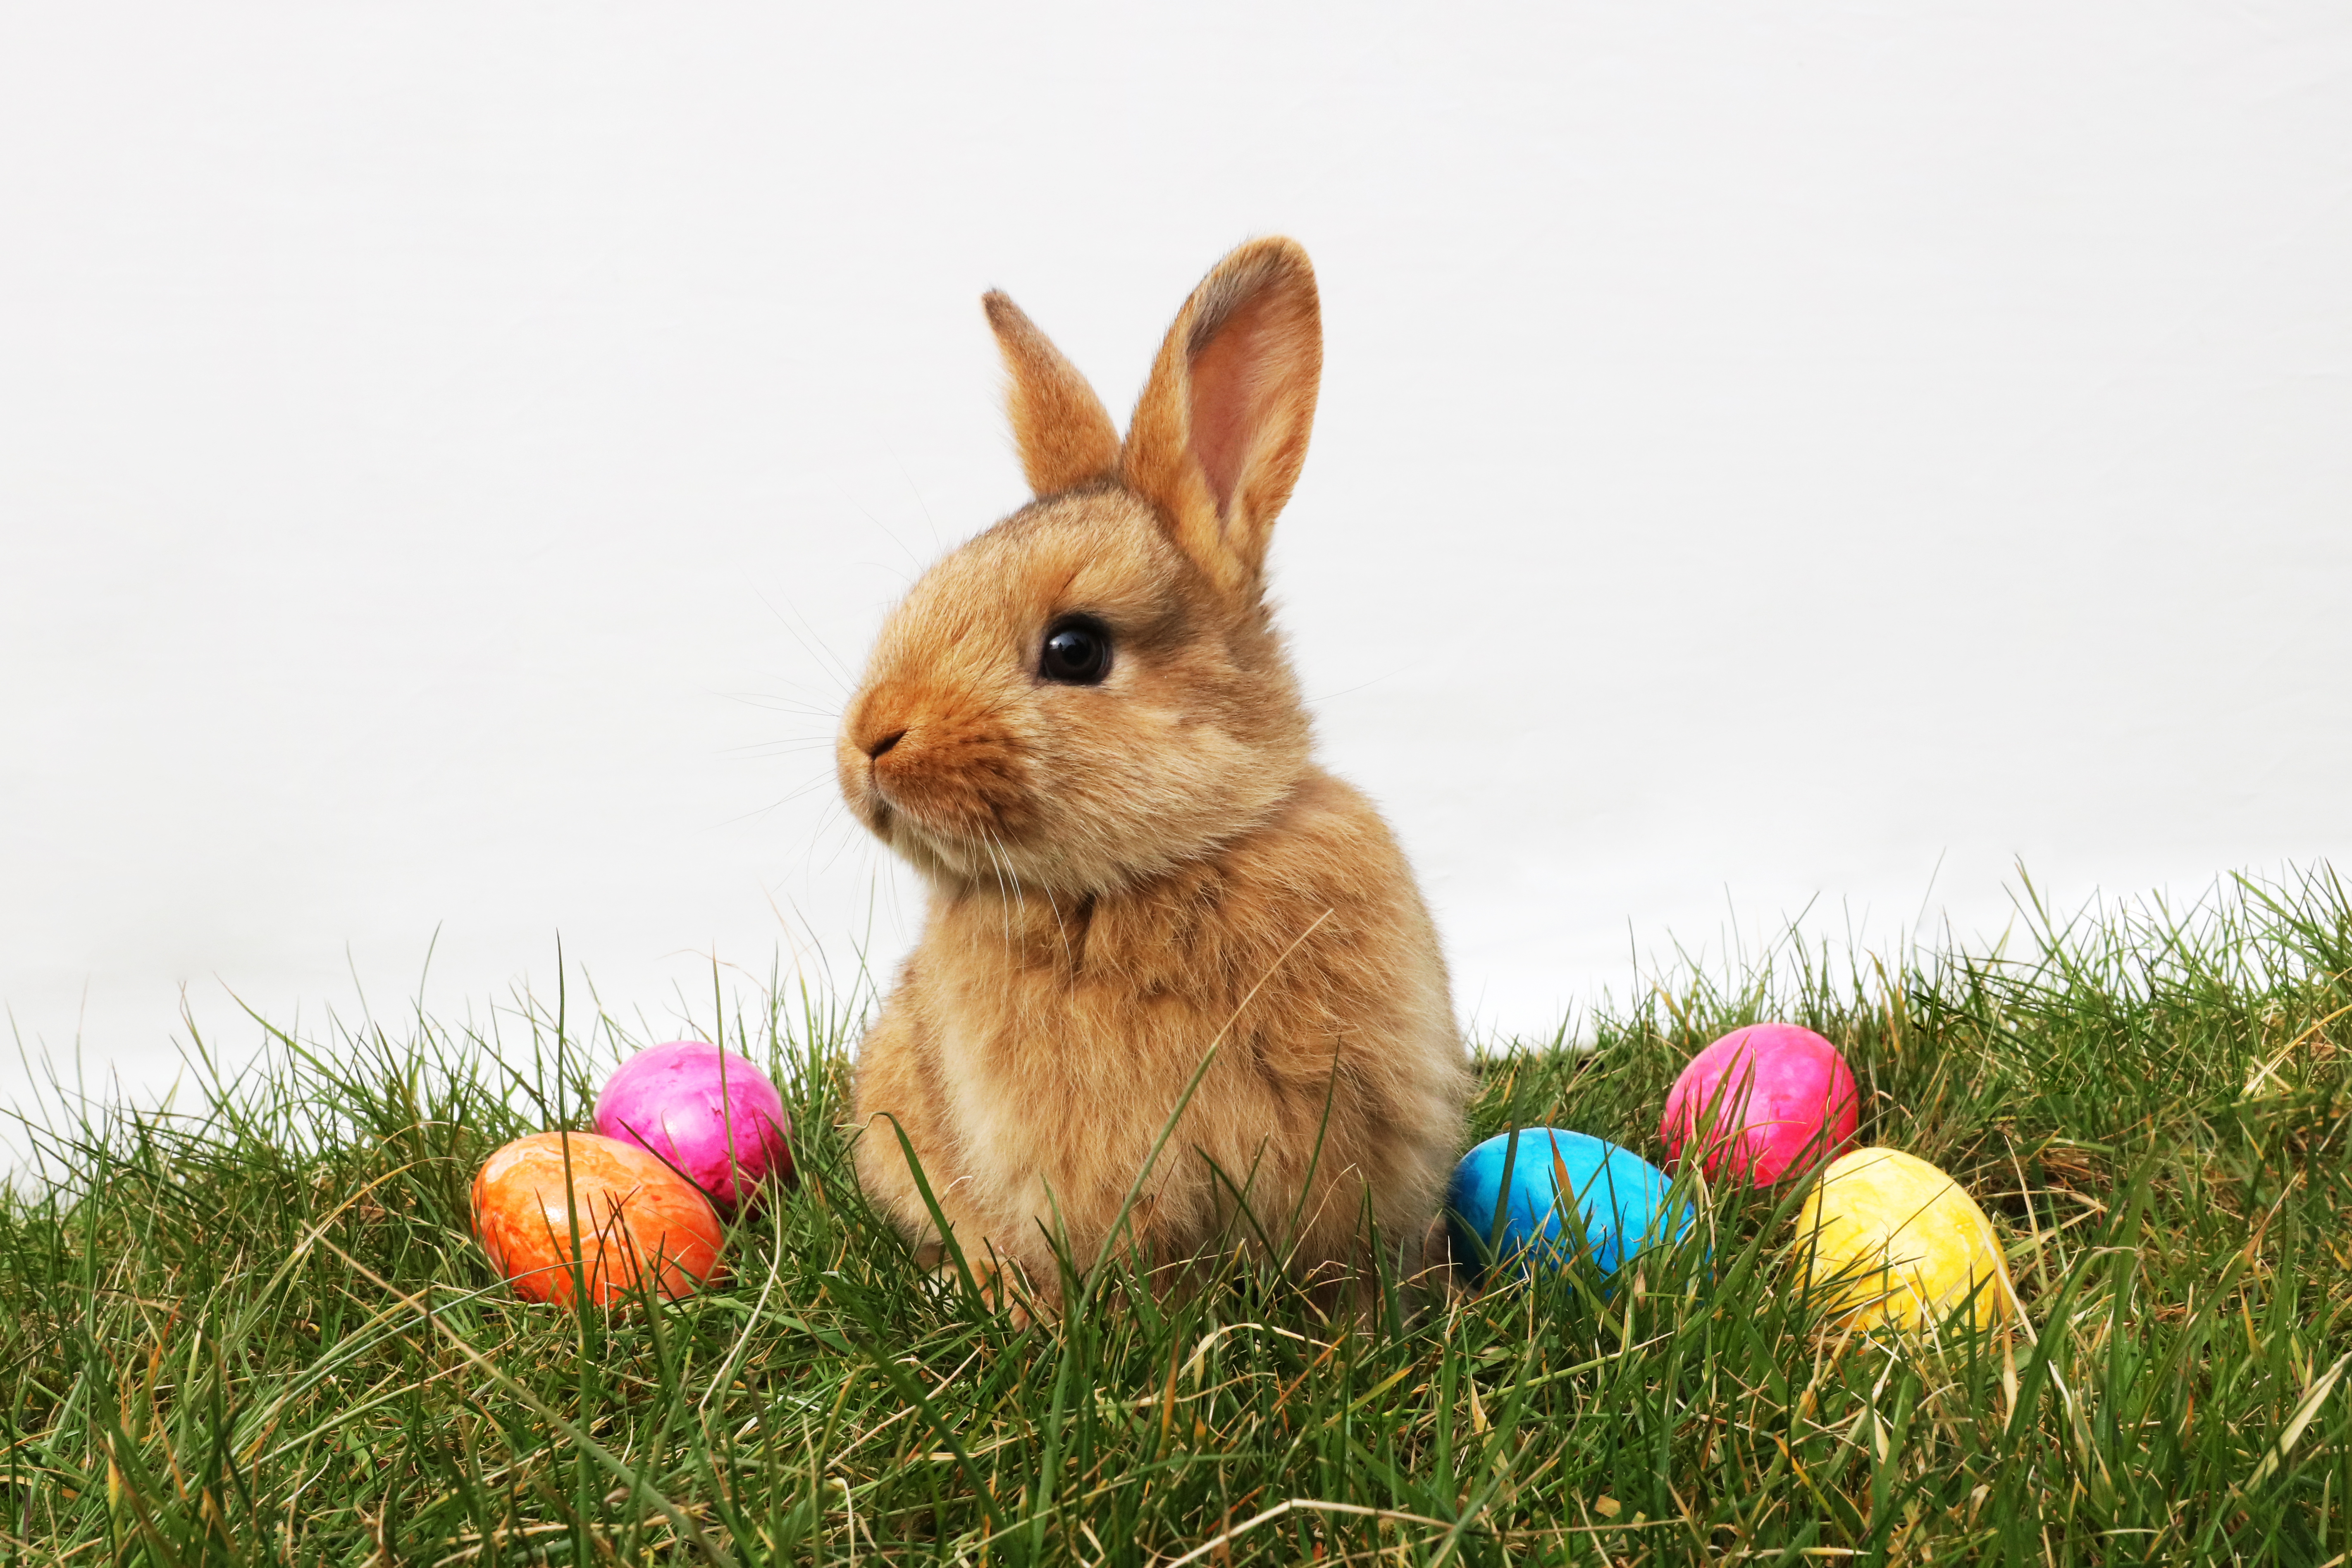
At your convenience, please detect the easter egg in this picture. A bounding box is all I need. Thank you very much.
[594,1041,794,1210]
[1795,1147,2013,1333]
[1447,1128,1692,1282]
[472,1132,725,1307]
[1662,1023,1859,1184]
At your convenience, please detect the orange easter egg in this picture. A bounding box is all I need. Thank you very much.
[471,1132,725,1306]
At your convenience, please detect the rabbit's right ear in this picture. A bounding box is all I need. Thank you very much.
[984,291,1122,498]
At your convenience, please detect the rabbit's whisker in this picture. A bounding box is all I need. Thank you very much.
[976,826,1016,955]
[1031,846,1078,975]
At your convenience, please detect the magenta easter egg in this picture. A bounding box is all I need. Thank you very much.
[594,1041,794,1210]
[1662,1023,1860,1185]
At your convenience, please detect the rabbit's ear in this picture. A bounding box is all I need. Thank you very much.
[1121,238,1322,596]
[984,291,1122,497]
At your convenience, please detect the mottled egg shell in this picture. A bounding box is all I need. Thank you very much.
[594,1041,794,1211]
[472,1132,725,1307]
[1663,1023,1860,1184]
[1447,1128,1692,1282]
[1795,1146,2013,1332]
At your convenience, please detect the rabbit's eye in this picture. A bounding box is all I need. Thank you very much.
[1039,617,1112,685]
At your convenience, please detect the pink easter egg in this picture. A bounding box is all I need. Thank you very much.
[1662,1023,1860,1185]
[594,1041,795,1211]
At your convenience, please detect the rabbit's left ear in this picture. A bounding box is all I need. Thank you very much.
[985,291,1123,497]
[1121,238,1322,597]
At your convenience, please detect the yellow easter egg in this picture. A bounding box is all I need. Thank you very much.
[1794,1147,2013,1333]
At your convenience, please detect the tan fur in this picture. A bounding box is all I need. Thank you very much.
[839,240,1468,1313]
[983,291,1121,496]
[1121,239,1322,595]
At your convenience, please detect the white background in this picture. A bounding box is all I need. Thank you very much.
[4,4,2348,1117]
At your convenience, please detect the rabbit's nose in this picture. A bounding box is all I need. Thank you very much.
[864,728,908,760]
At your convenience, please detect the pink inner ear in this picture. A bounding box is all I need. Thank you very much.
[1186,292,1281,518]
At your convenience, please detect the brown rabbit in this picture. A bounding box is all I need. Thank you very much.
[837,238,1468,1315]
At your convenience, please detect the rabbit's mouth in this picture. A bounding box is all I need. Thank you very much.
[866,797,1042,890]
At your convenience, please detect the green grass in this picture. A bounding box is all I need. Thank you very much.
[5,868,2351,1565]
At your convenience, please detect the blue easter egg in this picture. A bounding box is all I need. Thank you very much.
[1447,1129,1691,1282]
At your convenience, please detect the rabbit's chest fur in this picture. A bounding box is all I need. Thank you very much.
[923,871,1248,1217]
[853,771,1467,1282]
